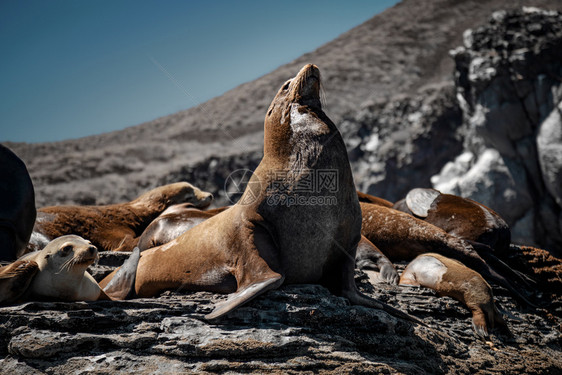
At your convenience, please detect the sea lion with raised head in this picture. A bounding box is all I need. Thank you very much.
[102,64,421,324]
[137,204,230,251]
[0,144,36,261]
[28,182,213,253]
[137,204,400,285]
[360,202,534,306]
[393,188,511,254]
[21,235,139,301]
[0,260,39,304]
[400,253,509,338]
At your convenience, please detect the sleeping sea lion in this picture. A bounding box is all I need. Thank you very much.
[28,182,213,253]
[360,202,534,306]
[137,205,230,251]
[393,188,510,254]
[400,253,510,338]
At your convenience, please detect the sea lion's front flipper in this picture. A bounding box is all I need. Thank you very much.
[405,188,441,218]
[355,235,398,285]
[205,273,284,320]
[102,247,140,300]
[205,222,285,320]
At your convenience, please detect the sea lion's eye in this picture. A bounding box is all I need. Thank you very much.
[60,245,73,256]
[282,82,290,90]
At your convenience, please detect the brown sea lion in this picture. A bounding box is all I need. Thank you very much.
[400,253,509,338]
[28,182,213,253]
[357,190,393,207]
[360,202,534,306]
[0,144,36,261]
[102,64,421,324]
[137,204,230,251]
[0,260,39,304]
[21,235,139,301]
[393,188,510,254]
[137,203,399,285]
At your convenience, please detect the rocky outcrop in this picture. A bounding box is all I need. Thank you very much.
[342,82,463,203]
[0,254,560,374]
[431,7,562,253]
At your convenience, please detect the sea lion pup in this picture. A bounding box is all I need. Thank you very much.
[28,182,213,253]
[137,204,230,251]
[360,202,534,306]
[0,144,36,261]
[400,253,509,339]
[355,236,399,284]
[356,190,393,207]
[103,64,421,324]
[0,260,39,304]
[21,235,139,301]
[393,188,510,255]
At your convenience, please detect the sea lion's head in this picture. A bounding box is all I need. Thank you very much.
[264,64,331,158]
[38,235,98,273]
[135,182,213,210]
[0,260,39,304]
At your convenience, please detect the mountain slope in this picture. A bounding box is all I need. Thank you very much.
[4,0,562,208]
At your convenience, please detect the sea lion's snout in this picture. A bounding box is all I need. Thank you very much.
[292,64,320,102]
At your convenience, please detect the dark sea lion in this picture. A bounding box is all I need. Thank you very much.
[393,188,511,254]
[28,182,213,253]
[102,64,421,324]
[0,260,39,304]
[21,235,138,301]
[356,190,393,207]
[400,253,509,338]
[360,202,534,306]
[0,145,36,261]
[137,205,230,251]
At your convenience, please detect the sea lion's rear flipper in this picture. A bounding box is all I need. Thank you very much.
[471,309,490,339]
[405,188,441,218]
[102,247,140,300]
[355,235,398,285]
[205,273,284,320]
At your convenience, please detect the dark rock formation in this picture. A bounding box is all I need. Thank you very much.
[432,7,562,253]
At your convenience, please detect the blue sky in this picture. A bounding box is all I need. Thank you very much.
[0,1,398,143]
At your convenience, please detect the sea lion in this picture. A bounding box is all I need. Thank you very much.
[0,144,36,261]
[21,235,139,301]
[360,202,534,306]
[137,204,230,251]
[357,190,393,207]
[0,260,39,304]
[138,204,400,285]
[102,64,421,324]
[400,253,509,338]
[393,188,511,254]
[28,182,213,253]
